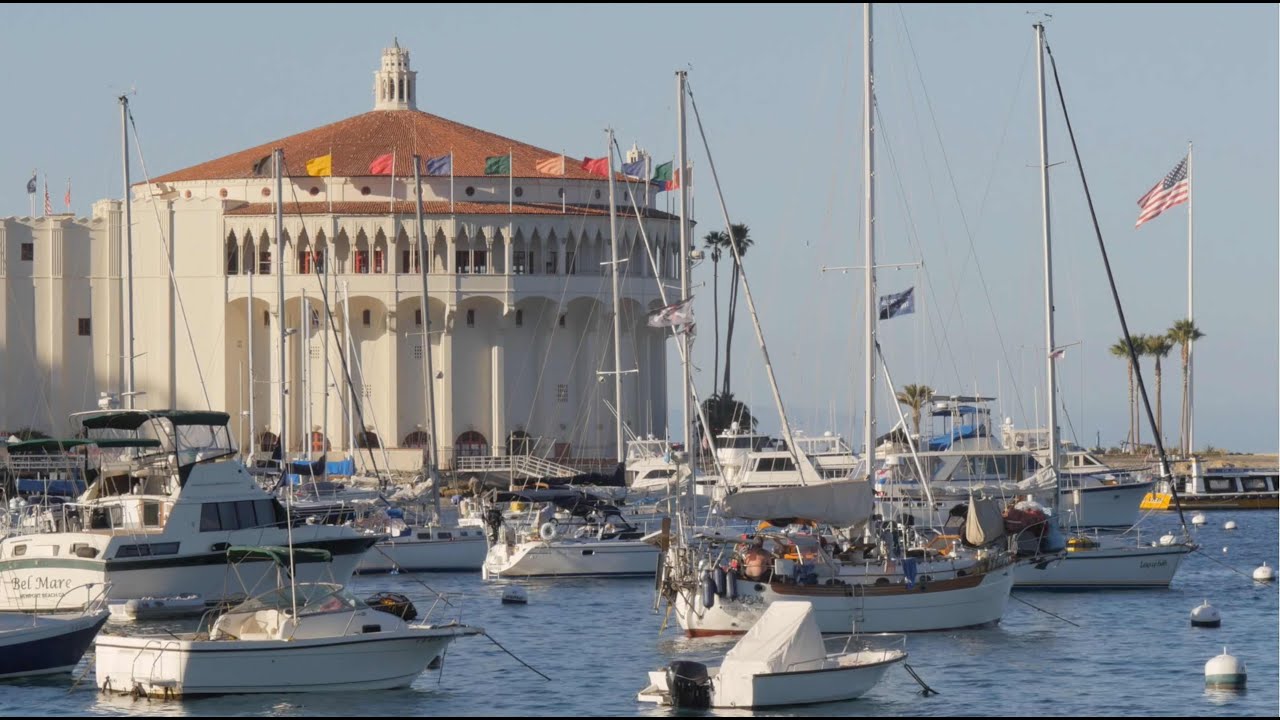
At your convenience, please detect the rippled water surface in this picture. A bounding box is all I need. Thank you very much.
[0,510,1274,716]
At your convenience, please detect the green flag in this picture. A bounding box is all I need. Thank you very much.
[651,161,673,183]
[485,154,511,175]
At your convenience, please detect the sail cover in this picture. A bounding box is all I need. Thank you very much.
[720,479,873,529]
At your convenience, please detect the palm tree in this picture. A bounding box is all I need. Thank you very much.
[1144,334,1174,447]
[895,384,934,440]
[702,231,726,393]
[697,392,757,446]
[1168,319,1206,455]
[714,224,753,397]
[1129,334,1148,448]
[1109,338,1137,449]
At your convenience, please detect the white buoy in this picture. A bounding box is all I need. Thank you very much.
[1223,520,1238,531]
[1191,512,1207,526]
[502,585,528,604]
[1159,533,1176,546]
[1253,562,1275,583]
[1190,600,1221,628]
[1204,648,1246,689]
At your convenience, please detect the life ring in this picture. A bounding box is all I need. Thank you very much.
[539,522,558,542]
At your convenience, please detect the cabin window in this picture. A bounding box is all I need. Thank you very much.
[142,501,161,527]
[236,501,256,529]
[11,544,26,557]
[200,503,220,531]
[217,501,238,529]
[254,499,279,527]
[436,531,452,540]
[1205,477,1236,493]
[1242,477,1270,492]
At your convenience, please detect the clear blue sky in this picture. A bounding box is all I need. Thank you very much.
[1,4,1275,452]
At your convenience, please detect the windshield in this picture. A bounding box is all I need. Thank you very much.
[229,582,360,616]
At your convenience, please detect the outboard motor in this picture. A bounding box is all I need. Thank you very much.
[365,592,418,621]
[666,660,711,709]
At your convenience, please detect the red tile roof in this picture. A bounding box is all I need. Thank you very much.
[151,110,631,183]
[223,200,679,220]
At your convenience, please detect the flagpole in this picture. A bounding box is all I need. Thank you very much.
[508,148,513,277]
[1186,140,1194,456]
[449,149,455,215]
[389,149,396,215]
[413,154,442,521]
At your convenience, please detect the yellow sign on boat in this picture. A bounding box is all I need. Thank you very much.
[1140,492,1172,510]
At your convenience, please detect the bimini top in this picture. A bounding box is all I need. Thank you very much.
[5,437,163,454]
[73,410,232,431]
[227,545,333,567]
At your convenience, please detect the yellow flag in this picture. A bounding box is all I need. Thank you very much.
[305,154,333,177]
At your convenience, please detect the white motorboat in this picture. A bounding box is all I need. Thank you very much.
[0,409,377,612]
[638,601,905,709]
[95,548,480,698]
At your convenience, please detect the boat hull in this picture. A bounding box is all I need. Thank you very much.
[1013,541,1193,588]
[0,610,108,678]
[356,536,487,573]
[676,565,1013,635]
[94,626,475,697]
[483,540,658,579]
[0,533,374,612]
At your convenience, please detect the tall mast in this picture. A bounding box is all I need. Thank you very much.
[274,147,297,616]
[1035,22,1061,517]
[676,70,693,506]
[607,128,625,463]
[862,3,876,482]
[302,287,310,459]
[414,155,443,520]
[247,233,255,458]
[120,95,136,409]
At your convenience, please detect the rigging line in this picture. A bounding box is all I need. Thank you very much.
[1042,31,1189,534]
[1008,591,1082,627]
[478,630,552,681]
[872,101,965,392]
[127,108,212,410]
[896,11,1036,427]
[281,160,383,480]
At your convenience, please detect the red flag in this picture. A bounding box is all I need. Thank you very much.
[368,153,394,175]
[580,157,609,177]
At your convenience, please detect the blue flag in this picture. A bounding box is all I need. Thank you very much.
[878,287,915,320]
[425,154,451,176]
[621,160,645,179]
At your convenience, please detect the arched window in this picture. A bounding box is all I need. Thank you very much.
[403,430,431,448]
[455,431,489,458]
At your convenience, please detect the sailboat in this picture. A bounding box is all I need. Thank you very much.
[481,131,660,579]
[355,153,487,573]
[661,5,1015,636]
[94,150,480,698]
[1012,22,1194,588]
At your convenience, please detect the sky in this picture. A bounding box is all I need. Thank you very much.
[0,4,1276,452]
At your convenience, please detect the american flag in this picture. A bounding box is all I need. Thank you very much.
[43,181,51,216]
[1135,156,1189,228]
[64,178,71,210]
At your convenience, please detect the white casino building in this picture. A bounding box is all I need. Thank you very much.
[0,43,678,468]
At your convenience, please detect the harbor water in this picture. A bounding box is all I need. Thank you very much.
[1,510,1274,716]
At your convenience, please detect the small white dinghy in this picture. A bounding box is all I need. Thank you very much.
[107,593,207,622]
[638,601,905,709]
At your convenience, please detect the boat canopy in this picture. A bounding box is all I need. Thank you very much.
[75,410,231,431]
[5,438,162,454]
[720,479,873,529]
[718,601,826,702]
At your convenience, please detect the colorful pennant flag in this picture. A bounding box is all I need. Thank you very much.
[581,157,609,177]
[536,155,566,175]
[878,287,915,320]
[425,154,451,176]
[485,154,512,175]
[305,154,333,177]
[368,153,394,175]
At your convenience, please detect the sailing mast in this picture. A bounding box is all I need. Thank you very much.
[413,155,443,520]
[119,95,137,409]
[675,70,694,515]
[607,128,625,464]
[273,148,297,617]
[862,2,877,483]
[1035,22,1061,518]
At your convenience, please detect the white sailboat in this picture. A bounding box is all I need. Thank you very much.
[357,153,486,573]
[663,5,1014,636]
[1012,22,1193,589]
[481,134,659,579]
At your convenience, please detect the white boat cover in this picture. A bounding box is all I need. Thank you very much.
[720,479,873,529]
[964,496,1006,546]
[716,601,826,706]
